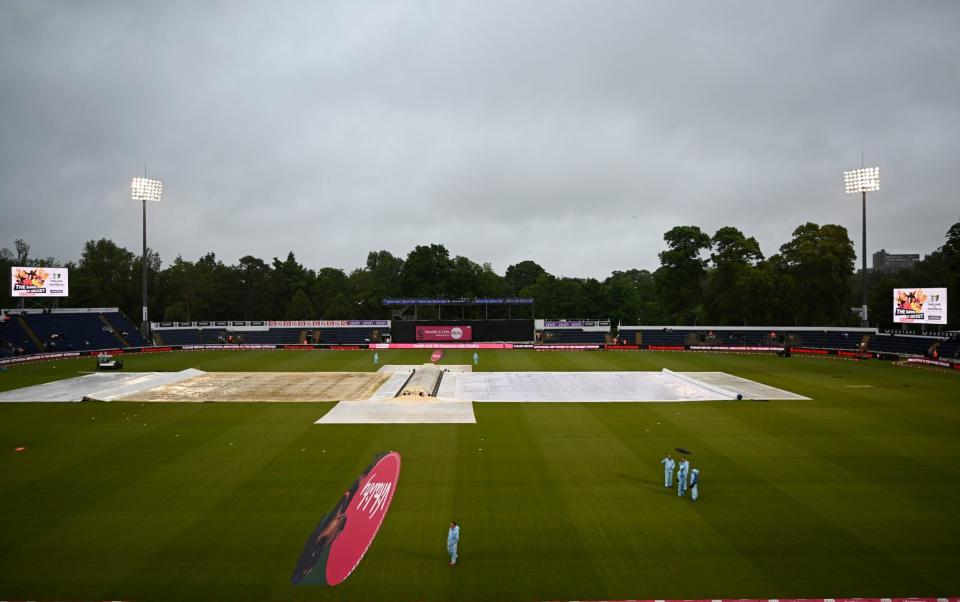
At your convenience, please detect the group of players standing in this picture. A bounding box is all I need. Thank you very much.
[661,454,700,500]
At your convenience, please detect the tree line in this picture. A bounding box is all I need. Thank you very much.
[2,219,958,329]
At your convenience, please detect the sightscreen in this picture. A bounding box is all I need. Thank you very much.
[893,287,947,324]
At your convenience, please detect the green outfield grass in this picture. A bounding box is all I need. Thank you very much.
[1,350,958,602]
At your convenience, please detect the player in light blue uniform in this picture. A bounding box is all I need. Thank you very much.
[447,521,460,566]
[473,352,479,366]
[373,352,380,365]
[689,467,700,501]
[677,457,689,497]
[661,454,676,487]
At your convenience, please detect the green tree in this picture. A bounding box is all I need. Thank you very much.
[271,252,314,317]
[704,227,764,325]
[401,244,452,297]
[351,251,405,317]
[324,292,355,319]
[778,223,856,325]
[476,263,507,297]
[654,226,712,324]
[162,302,190,322]
[312,268,349,316]
[236,255,275,319]
[448,256,483,298]
[285,288,314,319]
[71,239,139,317]
[505,260,546,295]
[604,269,662,326]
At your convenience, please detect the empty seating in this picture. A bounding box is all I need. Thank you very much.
[541,329,607,344]
[0,317,41,354]
[21,312,124,351]
[625,328,867,350]
[152,327,387,345]
[106,312,147,346]
[868,334,940,356]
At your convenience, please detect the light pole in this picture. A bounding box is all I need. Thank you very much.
[844,165,879,327]
[131,175,163,341]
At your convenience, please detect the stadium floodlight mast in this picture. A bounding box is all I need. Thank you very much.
[131,174,163,340]
[844,164,879,327]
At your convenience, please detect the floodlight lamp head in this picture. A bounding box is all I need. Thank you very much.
[844,167,879,194]
[131,177,163,202]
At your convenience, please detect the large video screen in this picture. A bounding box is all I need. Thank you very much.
[11,266,69,297]
[893,287,947,324]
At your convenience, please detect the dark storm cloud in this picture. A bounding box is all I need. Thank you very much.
[1,0,958,278]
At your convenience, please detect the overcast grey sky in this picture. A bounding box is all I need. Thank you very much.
[2,0,958,278]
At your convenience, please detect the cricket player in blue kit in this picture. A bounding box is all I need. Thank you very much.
[447,521,460,566]
[689,467,700,501]
[661,454,676,487]
[677,457,689,497]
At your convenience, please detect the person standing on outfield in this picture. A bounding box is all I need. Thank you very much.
[677,457,689,497]
[447,521,461,566]
[689,467,700,501]
[472,352,479,366]
[373,352,380,365]
[661,454,676,487]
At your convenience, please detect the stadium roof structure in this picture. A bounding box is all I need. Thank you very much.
[383,298,535,320]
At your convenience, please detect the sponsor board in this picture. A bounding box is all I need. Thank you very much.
[292,451,401,587]
[893,287,948,324]
[383,297,533,305]
[838,350,868,358]
[368,343,512,349]
[907,357,960,370]
[530,344,602,350]
[646,345,686,351]
[790,347,830,355]
[0,351,80,365]
[180,344,278,350]
[11,266,69,297]
[543,320,611,328]
[269,320,389,328]
[689,345,782,352]
[415,325,472,341]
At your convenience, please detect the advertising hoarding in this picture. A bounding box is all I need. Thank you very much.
[291,451,401,587]
[893,288,948,324]
[415,325,473,341]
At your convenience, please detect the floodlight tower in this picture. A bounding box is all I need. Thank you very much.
[844,165,879,327]
[131,175,163,341]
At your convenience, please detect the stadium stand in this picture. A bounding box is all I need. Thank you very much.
[869,332,952,357]
[540,329,607,343]
[316,328,381,344]
[619,325,959,358]
[105,312,146,347]
[20,311,131,351]
[152,325,388,345]
[537,319,610,344]
[621,327,868,351]
[0,314,41,354]
[154,329,206,346]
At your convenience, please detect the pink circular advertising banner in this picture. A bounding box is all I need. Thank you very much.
[291,451,401,587]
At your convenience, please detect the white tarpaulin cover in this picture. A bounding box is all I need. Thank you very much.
[434,370,758,402]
